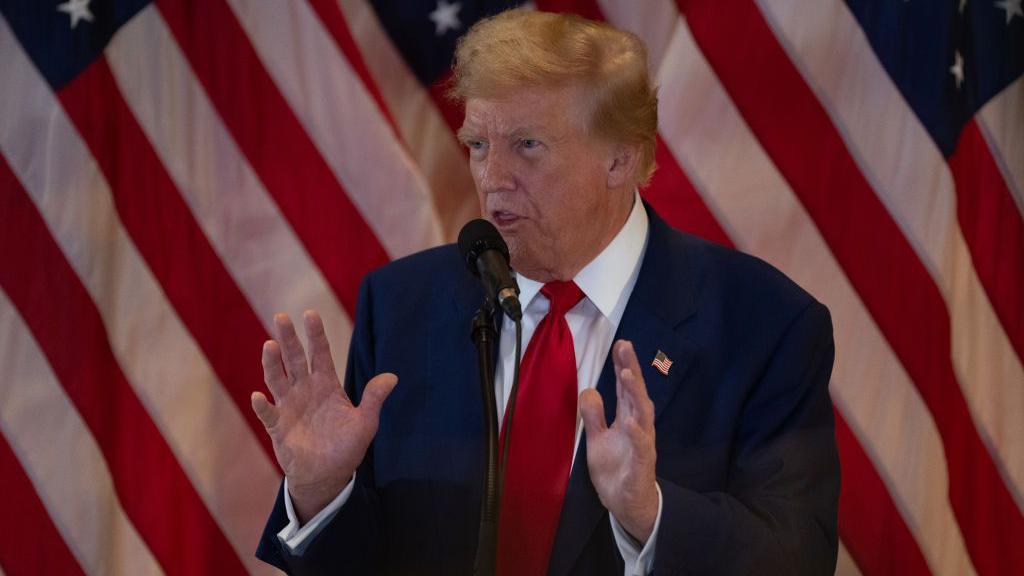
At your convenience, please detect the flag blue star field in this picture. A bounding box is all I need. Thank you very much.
[0,0,1021,574]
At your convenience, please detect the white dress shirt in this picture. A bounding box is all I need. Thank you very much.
[280,194,661,575]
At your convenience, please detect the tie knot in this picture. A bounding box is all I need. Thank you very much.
[541,281,584,316]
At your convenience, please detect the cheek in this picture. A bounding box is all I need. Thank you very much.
[469,162,484,189]
[537,170,599,223]
[470,165,487,208]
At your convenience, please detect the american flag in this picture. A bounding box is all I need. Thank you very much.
[0,0,1020,574]
[651,350,673,376]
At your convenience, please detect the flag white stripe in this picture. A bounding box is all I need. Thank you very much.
[224,0,444,258]
[334,0,480,241]
[653,18,975,575]
[0,287,164,576]
[106,5,352,370]
[596,0,678,77]
[835,542,864,576]
[0,19,280,575]
[755,0,1024,511]
[977,76,1024,217]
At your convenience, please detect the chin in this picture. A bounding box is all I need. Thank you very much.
[506,241,533,273]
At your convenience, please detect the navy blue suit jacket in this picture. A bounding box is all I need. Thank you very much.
[257,206,840,575]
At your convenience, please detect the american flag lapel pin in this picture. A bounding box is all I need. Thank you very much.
[651,350,673,376]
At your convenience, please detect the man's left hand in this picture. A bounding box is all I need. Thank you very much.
[579,340,659,543]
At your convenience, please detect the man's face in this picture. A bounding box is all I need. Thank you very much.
[458,84,628,282]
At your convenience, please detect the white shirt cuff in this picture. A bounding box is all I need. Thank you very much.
[277,475,355,555]
[609,483,662,576]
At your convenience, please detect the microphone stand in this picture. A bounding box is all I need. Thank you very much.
[471,302,522,576]
[471,303,499,576]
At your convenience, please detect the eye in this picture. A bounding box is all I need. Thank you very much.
[520,138,540,149]
[462,139,489,159]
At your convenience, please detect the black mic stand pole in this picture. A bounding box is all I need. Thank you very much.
[472,302,499,576]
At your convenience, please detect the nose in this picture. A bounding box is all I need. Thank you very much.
[478,146,516,194]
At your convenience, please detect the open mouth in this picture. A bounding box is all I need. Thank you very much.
[491,211,522,227]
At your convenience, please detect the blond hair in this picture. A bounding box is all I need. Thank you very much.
[450,10,658,187]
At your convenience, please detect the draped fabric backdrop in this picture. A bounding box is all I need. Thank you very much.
[0,0,1021,574]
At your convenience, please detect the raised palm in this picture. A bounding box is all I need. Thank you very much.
[251,311,397,521]
[579,340,659,543]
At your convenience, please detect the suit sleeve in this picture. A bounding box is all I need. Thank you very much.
[255,274,385,575]
[653,300,840,576]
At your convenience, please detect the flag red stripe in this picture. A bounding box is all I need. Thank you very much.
[305,0,401,137]
[643,137,733,246]
[0,434,85,576]
[0,156,247,576]
[155,0,390,314]
[56,57,276,462]
[532,0,605,20]
[834,410,932,576]
[949,119,1024,363]
[678,1,1024,573]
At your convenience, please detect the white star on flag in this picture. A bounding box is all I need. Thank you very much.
[429,0,462,36]
[950,50,965,89]
[995,0,1023,24]
[56,0,94,29]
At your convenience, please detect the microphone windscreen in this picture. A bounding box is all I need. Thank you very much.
[457,219,509,275]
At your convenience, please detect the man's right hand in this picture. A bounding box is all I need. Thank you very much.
[250,310,397,523]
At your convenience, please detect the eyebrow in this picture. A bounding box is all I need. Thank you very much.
[508,126,545,140]
[455,124,560,149]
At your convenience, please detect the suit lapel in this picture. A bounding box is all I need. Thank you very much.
[548,207,698,575]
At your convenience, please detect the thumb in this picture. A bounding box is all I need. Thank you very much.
[579,389,608,438]
[358,372,399,420]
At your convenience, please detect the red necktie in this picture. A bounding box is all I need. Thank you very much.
[497,281,584,576]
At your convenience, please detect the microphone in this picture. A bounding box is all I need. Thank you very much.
[458,219,523,322]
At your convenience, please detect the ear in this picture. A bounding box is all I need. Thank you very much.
[606,144,641,189]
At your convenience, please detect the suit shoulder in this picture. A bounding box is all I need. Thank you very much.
[359,244,479,309]
[366,244,463,288]
[670,229,823,319]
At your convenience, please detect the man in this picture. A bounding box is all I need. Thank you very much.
[252,10,839,576]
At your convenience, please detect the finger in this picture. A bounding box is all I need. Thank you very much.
[250,391,280,429]
[579,389,608,438]
[614,340,644,380]
[617,342,649,416]
[615,374,631,423]
[304,310,337,377]
[612,341,637,421]
[274,313,309,380]
[614,340,630,416]
[619,367,654,430]
[358,372,399,421]
[616,342,654,429]
[261,340,289,401]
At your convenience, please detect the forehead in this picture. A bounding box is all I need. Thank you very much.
[461,84,588,135]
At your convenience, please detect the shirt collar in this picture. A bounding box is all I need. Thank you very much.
[516,192,649,319]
